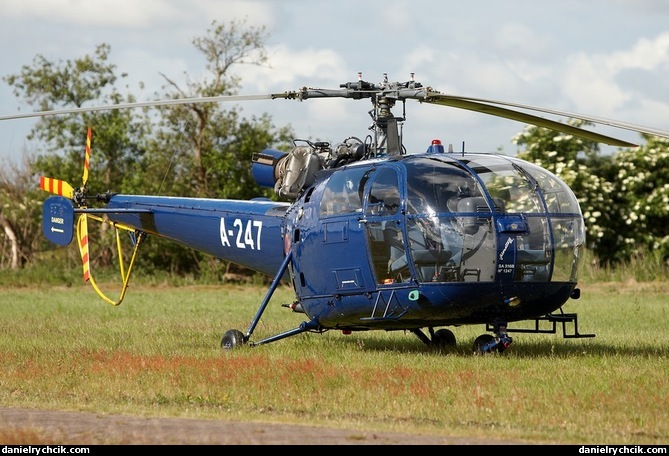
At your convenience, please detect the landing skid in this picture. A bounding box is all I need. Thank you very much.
[486,309,595,339]
[413,309,594,355]
[473,309,595,355]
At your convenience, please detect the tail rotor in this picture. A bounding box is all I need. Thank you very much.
[38,126,146,306]
[38,127,93,282]
[39,126,91,204]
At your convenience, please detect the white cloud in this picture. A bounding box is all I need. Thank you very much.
[561,30,669,126]
[563,53,631,113]
[618,32,669,71]
[237,45,348,91]
[0,0,180,27]
[494,22,550,58]
[2,0,669,161]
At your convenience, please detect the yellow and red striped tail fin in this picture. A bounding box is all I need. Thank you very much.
[39,176,74,199]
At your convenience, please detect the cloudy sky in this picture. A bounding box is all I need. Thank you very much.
[1,0,669,162]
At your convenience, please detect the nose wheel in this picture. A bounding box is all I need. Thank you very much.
[473,322,512,354]
[431,327,457,348]
[221,329,247,349]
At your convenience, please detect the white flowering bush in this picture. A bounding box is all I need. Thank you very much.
[514,121,668,265]
[611,135,669,260]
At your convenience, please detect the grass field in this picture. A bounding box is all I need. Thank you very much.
[0,279,667,444]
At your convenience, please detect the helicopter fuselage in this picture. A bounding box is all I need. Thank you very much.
[283,150,585,330]
[106,149,585,332]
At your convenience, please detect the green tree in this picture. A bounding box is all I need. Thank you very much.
[2,43,151,269]
[135,19,294,277]
[2,20,295,280]
[0,155,44,268]
[150,18,293,199]
[3,44,150,192]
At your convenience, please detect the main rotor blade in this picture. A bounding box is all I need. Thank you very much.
[421,93,638,147]
[445,94,669,141]
[0,94,273,121]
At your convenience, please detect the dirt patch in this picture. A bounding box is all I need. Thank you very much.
[0,407,525,445]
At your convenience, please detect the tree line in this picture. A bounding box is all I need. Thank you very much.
[0,19,667,280]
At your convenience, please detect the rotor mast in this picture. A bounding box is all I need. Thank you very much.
[271,72,427,156]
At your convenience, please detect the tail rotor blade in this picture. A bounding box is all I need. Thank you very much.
[39,176,74,199]
[39,128,92,203]
[77,214,91,283]
[83,126,91,187]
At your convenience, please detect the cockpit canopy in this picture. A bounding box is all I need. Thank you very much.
[317,153,585,285]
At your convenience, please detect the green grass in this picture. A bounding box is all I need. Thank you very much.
[0,281,668,444]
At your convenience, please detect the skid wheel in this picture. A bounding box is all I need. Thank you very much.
[472,334,495,355]
[221,329,246,350]
[432,328,457,349]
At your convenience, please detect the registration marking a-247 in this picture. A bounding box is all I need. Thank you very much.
[220,218,263,250]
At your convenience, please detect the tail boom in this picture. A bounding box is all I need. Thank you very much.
[105,195,291,277]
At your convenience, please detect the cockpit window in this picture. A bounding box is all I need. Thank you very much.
[404,157,480,214]
[365,168,400,216]
[461,155,543,214]
[515,160,581,214]
[320,167,370,216]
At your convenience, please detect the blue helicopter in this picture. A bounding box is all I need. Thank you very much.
[8,73,669,354]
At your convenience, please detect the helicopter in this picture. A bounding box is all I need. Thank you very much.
[4,72,669,354]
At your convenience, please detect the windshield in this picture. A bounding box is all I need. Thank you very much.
[362,155,584,285]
